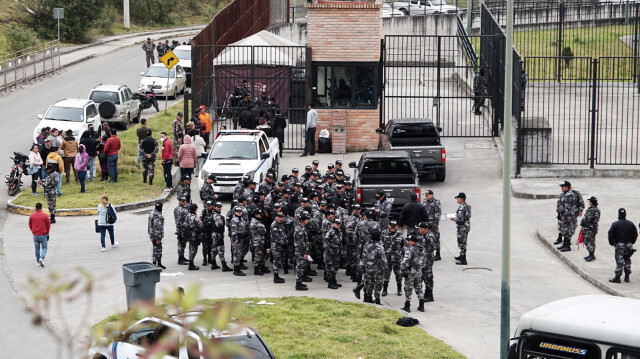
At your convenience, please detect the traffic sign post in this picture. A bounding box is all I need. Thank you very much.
[53,8,64,43]
[159,50,178,114]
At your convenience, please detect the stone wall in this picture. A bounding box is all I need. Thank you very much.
[317,109,379,152]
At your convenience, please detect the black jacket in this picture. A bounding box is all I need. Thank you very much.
[399,201,427,227]
[608,219,638,245]
[80,136,98,157]
[239,110,256,129]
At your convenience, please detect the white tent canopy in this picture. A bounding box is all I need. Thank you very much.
[213,30,305,67]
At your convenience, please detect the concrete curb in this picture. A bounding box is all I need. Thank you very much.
[534,230,626,297]
[511,191,557,200]
[6,165,182,216]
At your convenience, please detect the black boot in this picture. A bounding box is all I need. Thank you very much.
[557,236,571,252]
[328,276,339,289]
[624,273,630,282]
[609,274,621,283]
[553,233,563,245]
[334,274,342,287]
[382,281,389,297]
[454,253,462,261]
[210,259,220,270]
[188,261,199,271]
[283,265,289,275]
[456,254,467,265]
[240,263,248,270]
[143,174,147,183]
[352,283,364,299]
[397,282,403,296]
[295,281,308,290]
[261,264,270,274]
[323,271,328,282]
[308,269,318,276]
[434,250,441,261]
[221,262,233,272]
[584,251,596,262]
[274,274,285,283]
[302,275,313,282]
[148,176,153,186]
[425,288,434,302]
[178,257,189,265]
[156,259,166,270]
[364,293,373,303]
[417,299,425,312]
[374,297,381,305]
[233,265,246,276]
[345,267,352,276]
[254,266,264,276]
[50,214,56,224]
[202,254,208,266]
[402,301,411,312]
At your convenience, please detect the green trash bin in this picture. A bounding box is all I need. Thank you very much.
[122,262,161,309]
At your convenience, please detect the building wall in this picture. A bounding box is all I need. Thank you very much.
[317,109,380,152]
[269,0,289,25]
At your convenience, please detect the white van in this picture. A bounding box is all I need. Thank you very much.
[507,295,640,359]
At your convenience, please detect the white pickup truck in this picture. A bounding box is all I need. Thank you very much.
[391,0,459,15]
[197,130,280,194]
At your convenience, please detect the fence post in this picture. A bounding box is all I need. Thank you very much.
[633,3,639,84]
[379,38,385,128]
[589,59,598,169]
[556,2,564,82]
[436,36,442,128]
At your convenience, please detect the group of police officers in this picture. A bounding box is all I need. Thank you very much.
[148,159,473,313]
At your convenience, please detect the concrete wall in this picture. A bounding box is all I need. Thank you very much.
[269,0,289,25]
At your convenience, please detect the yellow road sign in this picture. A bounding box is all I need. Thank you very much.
[159,50,178,70]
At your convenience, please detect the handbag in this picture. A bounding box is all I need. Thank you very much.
[26,165,39,175]
[95,219,100,233]
[577,228,584,249]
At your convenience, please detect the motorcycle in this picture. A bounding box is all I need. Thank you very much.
[134,83,160,113]
[5,152,29,196]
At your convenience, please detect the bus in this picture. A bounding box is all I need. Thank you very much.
[507,295,640,359]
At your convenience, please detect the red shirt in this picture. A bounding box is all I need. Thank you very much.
[104,135,121,156]
[29,210,51,236]
[162,138,174,161]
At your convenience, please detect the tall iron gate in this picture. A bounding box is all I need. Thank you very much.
[192,44,310,150]
[382,34,495,137]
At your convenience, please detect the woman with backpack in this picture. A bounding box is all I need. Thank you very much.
[74,144,89,193]
[97,194,118,252]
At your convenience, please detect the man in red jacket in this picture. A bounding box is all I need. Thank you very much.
[104,129,121,182]
[160,131,174,192]
[29,203,51,267]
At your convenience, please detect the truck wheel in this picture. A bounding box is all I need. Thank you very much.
[435,168,446,182]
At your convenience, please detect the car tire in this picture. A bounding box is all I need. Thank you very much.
[435,168,446,182]
[133,105,142,123]
[170,87,177,100]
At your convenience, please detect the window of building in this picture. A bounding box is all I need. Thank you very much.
[313,62,378,109]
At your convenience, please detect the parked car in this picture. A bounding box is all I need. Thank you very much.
[349,151,421,216]
[33,99,102,143]
[376,118,446,181]
[198,130,280,194]
[88,84,142,129]
[88,311,275,359]
[382,2,406,18]
[139,63,187,99]
[392,0,459,15]
[173,45,192,86]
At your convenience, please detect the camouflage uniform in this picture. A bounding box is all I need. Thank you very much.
[141,41,156,67]
[250,218,267,268]
[580,206,601,254]
[139,138,158,183]
[362,240,388,301]
[238,204,250,259]
[148,208,164,262]
[374,198,393,228]
[183,212,202,262]
[176,183,191,203]
[211,210,226,265]
[401,241,425,301]
[557,190,579,242]
[42,172,59,215]
[259,180,275,195]
[419,231,436,292]
[294,223,311,282]
[200,182,216,204]
[174,203,189,259]
[172,118,183,162]
[230,215,246,267]
[345,213,363,273]
[614,243,635,276]
[323,226,342,280]
[454,202,472,256]
[270,220,287,275]
[200,207,215,264]
[233,182,247,200]
[382,228,405,283]
[355,218,381,258]
[423,197,442,250]
[283,214,296,267]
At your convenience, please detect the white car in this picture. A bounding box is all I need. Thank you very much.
[88,84,142,129]
[139,63,187,99]
[33,99,102,143]
[382,3,406,18]
[173,45,192,86]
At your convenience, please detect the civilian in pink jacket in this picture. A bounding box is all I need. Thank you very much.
[178,135,197,178]
[74,144,89,193]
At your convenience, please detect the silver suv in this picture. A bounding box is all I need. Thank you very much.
[88,84,142,129]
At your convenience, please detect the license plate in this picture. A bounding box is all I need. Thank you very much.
[218,186,234,193]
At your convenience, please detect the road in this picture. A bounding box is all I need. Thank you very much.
[0,36,190,358]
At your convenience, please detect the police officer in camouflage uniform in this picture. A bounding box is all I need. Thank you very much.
[174,196,189,265]
[200,174,218,204]
[183,203,202,270]
[172,113,184,163]
[324,218,343,290]
[362,228,388,305]
[381,220,404,297]
[401,234,425,313]
[607,208,637,283]
[423,190,442,261]
[230,206,247,276]
[270,212,287,283]
[39,165,59,223]
[250,209,268,275]
[148,201,165,269]
[211,202,232,271]
[141,38,156,67]
[580,196,601,262]
[176,175,192,203]
[139,129,158,185]
[417,222,436,302]
[373,191,393,229]
[200,201,216,267]
[556,181,582,252]
[233,175,250,200]
[352,209,381,299]
[345,204,363,279]
[294,213,313,291]
[450,192,471,265]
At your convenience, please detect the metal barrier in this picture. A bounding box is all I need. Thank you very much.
[0,40,62,94]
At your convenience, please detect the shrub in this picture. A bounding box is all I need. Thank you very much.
[5,25,38,53]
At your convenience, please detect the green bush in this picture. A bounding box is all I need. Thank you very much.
[25,0,105,43]
[95,5,117,35]
[129,0,178,25]
[5,25,38,53]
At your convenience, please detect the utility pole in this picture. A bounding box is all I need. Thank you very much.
[500,0,514,356]
[124,0,131,29]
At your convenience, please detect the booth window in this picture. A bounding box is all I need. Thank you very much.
[313,63,378,108]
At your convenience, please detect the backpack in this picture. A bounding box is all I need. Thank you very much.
[106,204,117,224]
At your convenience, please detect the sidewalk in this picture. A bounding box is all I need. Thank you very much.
[512,177,640,299]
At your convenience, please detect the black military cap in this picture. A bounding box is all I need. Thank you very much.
[182,174,191,181]
[333,218,343,224]
[177,112,184,117]
[277,181,284,186]
[301,197,310,203]
[266,173,274,179]
[327,163,334,169]
[327,175,335,181]
[208,174,217,182]
[299,213,310,221]
[455,192,466,199]
[305,165,312,171]
[335,170,344,176]
[252,208,262,216]
[272,194,281,201]
[242,175,250,181]
[376,190,386,198]
[407,234,418,243]
[336,184,344,189]
[351,204,361,210]
[294,182,302,187]
[214,202,223,207]
[283,188,292,194]
[205,200,214,206]
[389,220,398,227]
[327,210,336,215]
[261,90,267,93]
[238,196,247,202]
[410,193,418,201]
[281,175,289,181]
[242,79,248,83]
[587,196,597,203]
[416,222,429,229]
[275,212,284,218]
[335,160,342,166]
[559,180,571,187]
[178,196,187,202]
[45,164,54,171]
[234,206,243,212]
[312,160,319,165]
[311,171,320,177]
[315,179,324,185]
[248,181,257,186]
[320,200,328,206]
[344,181,352,186]
[190,203,198,211]
[292,168,299,173]
[344,174,351,181]
[309,192,319,199]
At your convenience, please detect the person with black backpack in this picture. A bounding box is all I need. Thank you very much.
[97,194,118,252]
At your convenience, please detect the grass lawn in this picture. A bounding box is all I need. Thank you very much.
[11,101,189,210]
[96,297,465,359]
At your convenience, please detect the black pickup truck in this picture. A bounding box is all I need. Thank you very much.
[349,151,421,215]
[376,119,446,182]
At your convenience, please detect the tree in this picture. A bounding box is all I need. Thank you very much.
[25,0,105,43]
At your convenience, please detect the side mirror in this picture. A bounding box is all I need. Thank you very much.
[36,114,43,120]
[261,152,270,160]
[348,161,357,169]
[436,126,443,133]
[375,128,384,134]
[415,160,423,168]
[139,72,145,76]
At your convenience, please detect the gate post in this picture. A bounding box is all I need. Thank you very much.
[436,36,442,128]
[379,38,385,128]
[589,59,598,169]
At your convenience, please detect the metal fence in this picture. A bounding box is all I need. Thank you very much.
[0,40,61,94]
